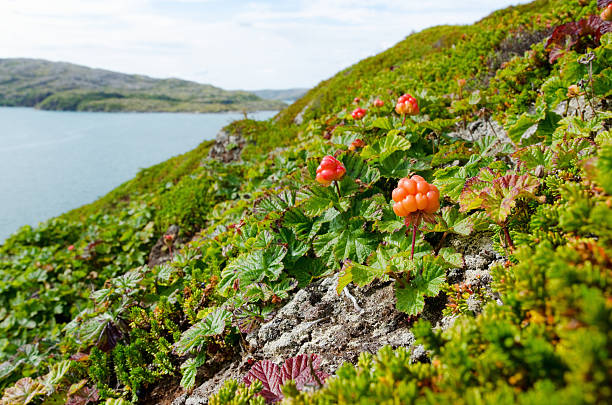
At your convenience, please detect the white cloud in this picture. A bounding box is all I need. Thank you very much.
[0,0,533,90]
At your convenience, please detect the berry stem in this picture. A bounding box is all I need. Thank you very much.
[502,225,514,250]
[402,115,406,125]
[410,223,418,261]
[333,180,341,198]
[575,98,584,120]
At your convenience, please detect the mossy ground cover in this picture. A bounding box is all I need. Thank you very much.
[0,1,611,404]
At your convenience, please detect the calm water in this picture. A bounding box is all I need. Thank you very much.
[0,107,277,242]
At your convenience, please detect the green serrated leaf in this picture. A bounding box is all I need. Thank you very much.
[416,260,447,296]
[175,309,230,356]
[429,206,474,236]
[359,195,387,222]
[180,352,206,389]
[369,116,394,130]
[313,222,377,270]
[395,285,425,316]
[506,113,538,145]
[283,208,319,240]
[361,132,412,162]
[337,246,392,293]
[378,152,431,178]
[341,153,381,187]
[290,257,330,288]
[220,245,288,292]
[438,248,463,268]
[297,186,345,216]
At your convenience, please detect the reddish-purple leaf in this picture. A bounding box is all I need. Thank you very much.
[546,16,611,63]
[280,354,329,390]
[243,360,283,402]
[242,354,329,403]
[460,170,541,225]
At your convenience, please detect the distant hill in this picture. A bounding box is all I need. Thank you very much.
[0,58,286,113]
[251,88,308,102]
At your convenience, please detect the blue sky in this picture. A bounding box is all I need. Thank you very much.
[0,1,532,90]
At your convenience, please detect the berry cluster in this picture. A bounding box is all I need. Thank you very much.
[391,175,439,217]
[373,98,385,107]
[351,107,367,120]
[395,94,419,117]
[316,155,346,186]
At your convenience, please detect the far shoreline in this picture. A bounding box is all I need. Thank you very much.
[0,105,287,116]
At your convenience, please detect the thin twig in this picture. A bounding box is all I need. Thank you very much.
[486,118,499,138]
[434,231,448,256]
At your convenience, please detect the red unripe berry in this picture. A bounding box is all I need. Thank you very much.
[319,156,337,169]
[353,97,361,103]
[67,245,74,251]
[316,176,332,186]
[373,98,384,107]
[395,94,419,116]
[318,169,335,181]
[351,107,366,120]
[457,78,467,87]
[315,155,345,186]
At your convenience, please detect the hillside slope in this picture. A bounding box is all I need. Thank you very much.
[0,58,285,112]
[0,1,611,404]
[251,88,309,102]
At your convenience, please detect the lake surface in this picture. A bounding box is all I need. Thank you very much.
[0,107,277,242]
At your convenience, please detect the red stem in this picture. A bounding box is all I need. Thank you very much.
[410,223,417,261]
[502,226,514,250]
[334,180,341,198]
